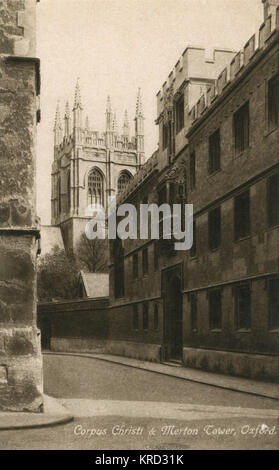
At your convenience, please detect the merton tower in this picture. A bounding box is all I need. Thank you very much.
[51,82,145,251]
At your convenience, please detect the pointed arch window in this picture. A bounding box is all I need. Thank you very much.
[67,171,71,212]
[88,168,104,206]
[57,177,62,215]
[118,171,132,193]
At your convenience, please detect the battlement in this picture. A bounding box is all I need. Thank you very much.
[156,46,236,117]
[263,0,279,22]
[187,7,279,135]
[80,127,137,151]
[54,85,144,159]
[54,127,137,157]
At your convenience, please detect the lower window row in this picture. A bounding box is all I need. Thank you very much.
[189,277,279,331]
[132,303,159,330]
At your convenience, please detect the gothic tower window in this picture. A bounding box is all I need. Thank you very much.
[118,171,132,194]
[88,168,104,206]
[67,171,71,212]
[57,177,62,215]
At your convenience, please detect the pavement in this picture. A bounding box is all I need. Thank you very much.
[0,350,278,433]
[1,353,279,450]
[0,394,73,431]
[43,351,279,401]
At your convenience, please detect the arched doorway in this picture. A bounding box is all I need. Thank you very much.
[162,265,183,361]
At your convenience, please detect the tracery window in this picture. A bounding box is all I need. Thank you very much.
[57,177,62,215]
[118,171,132,193]
[67,171,71,211]
[88,168,104,206]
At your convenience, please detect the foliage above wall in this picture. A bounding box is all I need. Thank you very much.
[75,234,109,274]
[37,245,79,302]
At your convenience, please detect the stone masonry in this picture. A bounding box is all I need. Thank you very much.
[51,84,145,253]
[0,0,43,411]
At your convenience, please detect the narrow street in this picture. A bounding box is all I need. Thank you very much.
[1,354,279,450]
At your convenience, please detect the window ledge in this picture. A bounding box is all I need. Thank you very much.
[189,255,198,260]
[265,224,279,233]
[209,246,221,253]
[176,126,185,136]
[210,328,222,332]
[269,328,279,333]
[264,125,278,138]
[235,329,251,333]
[234,234,251,243]
[208,169,221,177]
[234,146,251,159]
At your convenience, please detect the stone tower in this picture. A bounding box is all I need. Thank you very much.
[51,83,145,251]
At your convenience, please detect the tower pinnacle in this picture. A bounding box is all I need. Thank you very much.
[106,95,114,134]
[135,87,144,118]
[113,111,118,134]
[65,101,70,119]
[73,79,83,130]
[54,101,62,146]
[106,95,112,113]
[123,110,130,138]
[73,78,83,110]
[134,88,145,165]
[54,101,61,129]
[64,101,71,137]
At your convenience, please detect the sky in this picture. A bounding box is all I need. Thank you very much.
[36,0,263,224]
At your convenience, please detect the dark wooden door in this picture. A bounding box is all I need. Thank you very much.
[162,266,183,361]
[41,317,51,350]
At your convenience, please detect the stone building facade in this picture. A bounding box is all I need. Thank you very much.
[108,0,279,380]
[38,0,279,382]
[0,0,43,411]
[51,85,145,252]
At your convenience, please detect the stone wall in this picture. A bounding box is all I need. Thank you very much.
[37,298,163,363]
[38,298,109,352]
[181,29,279,361]
[0,0,43,411]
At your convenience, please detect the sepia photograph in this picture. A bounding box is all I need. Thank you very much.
[0,0,279,454]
